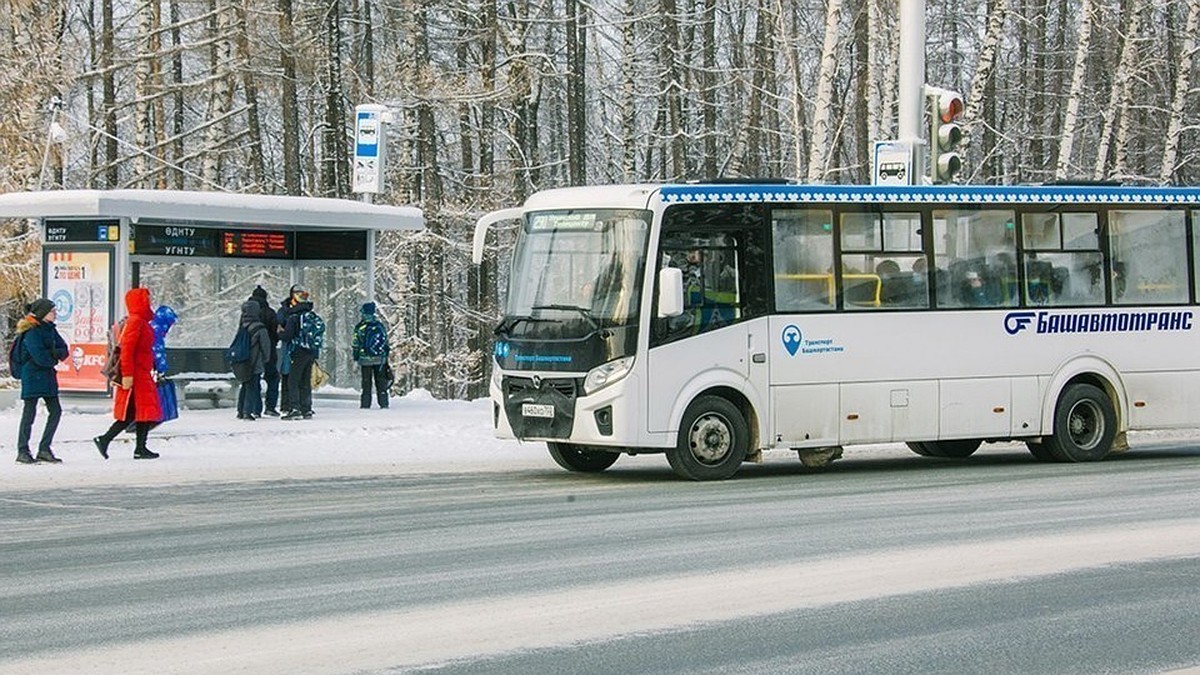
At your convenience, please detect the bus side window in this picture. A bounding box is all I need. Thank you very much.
[1109,209,1188,305]
[840,212,928,310]
[1021,212,1104,307]
[933,208,1019,309]
[772,209,835,312]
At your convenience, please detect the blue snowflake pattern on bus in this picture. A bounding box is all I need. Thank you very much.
[659,184,1199,206]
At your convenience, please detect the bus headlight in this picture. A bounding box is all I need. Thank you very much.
[583,356,634,395]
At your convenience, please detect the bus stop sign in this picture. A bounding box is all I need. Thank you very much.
[353,104,389,194]
[873,140,915,186]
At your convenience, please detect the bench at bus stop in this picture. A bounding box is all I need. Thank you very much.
[164,347,239,410]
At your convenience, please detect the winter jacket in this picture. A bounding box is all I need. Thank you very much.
[233,300,272,381]
[112,288,163,422]
[249,294,279,362]
[279,300,316,359]
[276,300,292,375]
[15,316,68,399]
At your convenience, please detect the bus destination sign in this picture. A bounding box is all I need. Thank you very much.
[222,229,293,259]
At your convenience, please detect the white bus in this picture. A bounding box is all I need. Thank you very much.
[472,182,1200,480]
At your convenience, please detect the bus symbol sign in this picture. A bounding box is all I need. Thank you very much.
[782,325,802,356]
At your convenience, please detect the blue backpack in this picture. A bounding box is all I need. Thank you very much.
[295,311,326,356]
[356,321,387,357]
[225,325,252,365]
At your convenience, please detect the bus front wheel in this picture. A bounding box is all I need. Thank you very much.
[906,442,935,456]
[668,395,748,481]
[547,443,620,473]
[1043,383,1116,462]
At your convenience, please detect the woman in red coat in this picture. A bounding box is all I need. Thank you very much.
[93,287,164,459]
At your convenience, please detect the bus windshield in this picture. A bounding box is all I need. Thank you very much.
[505,209,651,331]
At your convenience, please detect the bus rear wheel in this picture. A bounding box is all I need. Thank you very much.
[1043,383,1116,462]
[907,440,980,458]
[668,395,748,481]
[547,443,620,473]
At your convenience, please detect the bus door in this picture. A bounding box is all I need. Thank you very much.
[647,205,770,434]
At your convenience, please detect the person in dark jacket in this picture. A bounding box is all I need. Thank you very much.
[351,302,390,409]
[249,286,281,416]
[234,300,273,420]
[14,298,69,464]
[94,287,163,460]
[279,285,316,420]
[276,295,293,415]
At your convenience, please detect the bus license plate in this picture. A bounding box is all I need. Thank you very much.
[522,403,555,419]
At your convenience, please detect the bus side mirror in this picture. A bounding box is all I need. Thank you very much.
[657,267,684,318]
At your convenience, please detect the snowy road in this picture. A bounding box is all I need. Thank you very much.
[1,403,1199,674]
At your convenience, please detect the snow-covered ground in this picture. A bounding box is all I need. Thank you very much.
[4,387,1199,491]
[0,388,560,490]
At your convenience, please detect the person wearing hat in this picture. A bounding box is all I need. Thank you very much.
[248,286,280,416]
[278,285,319,420]
[276,292,295,415]
[13,298,70,464]
[351,301,390,409]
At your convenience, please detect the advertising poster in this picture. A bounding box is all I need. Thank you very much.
[44,249,113,392]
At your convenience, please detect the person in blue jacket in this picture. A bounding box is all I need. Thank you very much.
[13,298,69,464]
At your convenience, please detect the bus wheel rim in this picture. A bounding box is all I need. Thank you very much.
[689,413,732,464]
[1067,399,1103,450]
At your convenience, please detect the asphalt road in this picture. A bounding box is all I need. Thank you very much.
[1,442,1198,674]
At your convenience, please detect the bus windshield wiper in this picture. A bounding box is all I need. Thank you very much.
[494,315,544,336]
[530,304,606,335]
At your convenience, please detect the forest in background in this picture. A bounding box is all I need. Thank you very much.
[1,0,1197,398]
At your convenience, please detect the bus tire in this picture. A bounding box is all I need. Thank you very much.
[906,442,935,457]
[1026,441,1056,462]
[923,439,981,458]
[668,395,748,481]
[1043,383,1116,462]
[547,442,620,473]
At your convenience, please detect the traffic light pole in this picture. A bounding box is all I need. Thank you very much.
[897,0,926,184]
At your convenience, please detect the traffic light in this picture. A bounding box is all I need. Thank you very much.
[928,90,963,183]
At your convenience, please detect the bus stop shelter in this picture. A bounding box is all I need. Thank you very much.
[0,189,423,395]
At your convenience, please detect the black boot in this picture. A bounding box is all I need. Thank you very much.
[93,436,110,459]
[133,447,160,460]
[35,449,63,464]
[16,450,36,465]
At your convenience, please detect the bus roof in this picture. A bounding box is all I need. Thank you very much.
[521,183,1200,211]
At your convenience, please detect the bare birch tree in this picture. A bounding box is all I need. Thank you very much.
[805,0,842,183]
[1160,0,1200,183]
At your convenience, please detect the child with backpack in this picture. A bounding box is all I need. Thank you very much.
[231,300,273,420]
[278,285,324,420]
[351,302,391,409]
[12,298,69,464]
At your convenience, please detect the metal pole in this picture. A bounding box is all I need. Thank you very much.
[898,0,926,180]
[37,97,63,190]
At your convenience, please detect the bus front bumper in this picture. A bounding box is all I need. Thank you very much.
[491,373,643,448]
